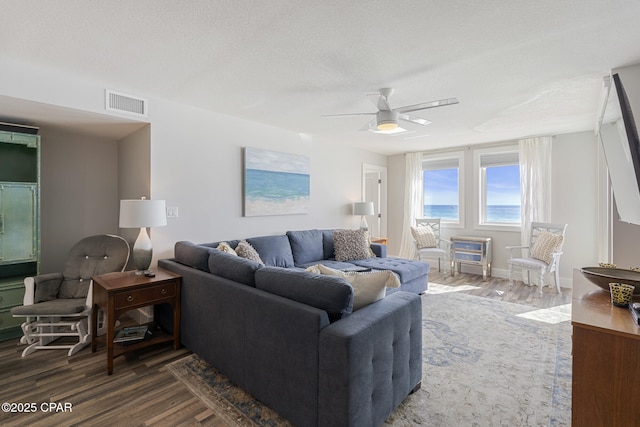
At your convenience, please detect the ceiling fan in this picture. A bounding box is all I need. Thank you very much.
[322,88,459,132]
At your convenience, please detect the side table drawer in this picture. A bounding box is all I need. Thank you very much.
[114,282,176,309]
[453,242,483,252]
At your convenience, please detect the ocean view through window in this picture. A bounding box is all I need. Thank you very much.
[482,162,520,224]
[423,164,460,222]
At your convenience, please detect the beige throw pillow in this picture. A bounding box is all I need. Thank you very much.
[306,264,400,310]
[530,231,563,265]
[217,241,237,256]
[411,225,437,248]
[236,240,264,265]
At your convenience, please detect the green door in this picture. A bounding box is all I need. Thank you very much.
[0,182,37,264]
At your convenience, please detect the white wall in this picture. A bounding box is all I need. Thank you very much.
[387,131,599,287]
[0,57,387,270]
[39,127,119,272]
[147,97,387,262]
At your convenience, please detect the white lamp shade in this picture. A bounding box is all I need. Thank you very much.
[353,201,375,216]
[119,199,167,228]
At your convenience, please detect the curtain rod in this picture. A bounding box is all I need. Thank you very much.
[404,135,556,156]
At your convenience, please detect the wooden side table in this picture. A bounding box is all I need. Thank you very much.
[91,268,181,375]
[450,235,492,280]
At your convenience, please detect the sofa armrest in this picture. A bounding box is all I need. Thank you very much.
[370,243,387,258]
[318,292,422,427]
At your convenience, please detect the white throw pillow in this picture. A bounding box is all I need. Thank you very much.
[411,225,437,248]
[235,240,264,264]
[217,241,237,256]
[306,264,400,310]
[530,231,563,265]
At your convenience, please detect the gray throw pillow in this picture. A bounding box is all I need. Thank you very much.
[333,229,374,262]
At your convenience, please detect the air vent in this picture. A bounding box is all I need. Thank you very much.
[105,90,147,117]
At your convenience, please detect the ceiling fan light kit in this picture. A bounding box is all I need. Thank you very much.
[376,110,399,130]
[322,88,458,135]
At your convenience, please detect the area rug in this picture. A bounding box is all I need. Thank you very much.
[167,286,571,426]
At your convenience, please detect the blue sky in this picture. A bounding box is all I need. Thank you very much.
[424,165,520,206]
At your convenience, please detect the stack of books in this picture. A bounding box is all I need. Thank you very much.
[114,326,151,343]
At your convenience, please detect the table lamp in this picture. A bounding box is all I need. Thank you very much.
[119,197,167,273]
[353,201,375,231]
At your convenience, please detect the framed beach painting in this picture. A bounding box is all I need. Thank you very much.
[243,147,310,216]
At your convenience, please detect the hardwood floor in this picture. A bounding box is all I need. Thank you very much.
[0,271,569,426]
[427,269,572,309]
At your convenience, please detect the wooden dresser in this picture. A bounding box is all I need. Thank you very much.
[571,269,640,426]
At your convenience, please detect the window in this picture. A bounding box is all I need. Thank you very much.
[423,152,464,225]
[475,149,520,228]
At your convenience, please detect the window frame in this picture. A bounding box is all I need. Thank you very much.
[473,146,521,232]
[422,151,465,229]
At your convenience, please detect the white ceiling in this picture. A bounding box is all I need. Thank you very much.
[1,0,640,154]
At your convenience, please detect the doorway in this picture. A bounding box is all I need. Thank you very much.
[362,163,388,239]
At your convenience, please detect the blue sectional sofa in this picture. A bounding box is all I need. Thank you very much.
[196,229,429,294]
[157,229,428,426]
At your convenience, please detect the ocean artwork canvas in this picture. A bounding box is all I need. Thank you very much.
[244,147,310,216]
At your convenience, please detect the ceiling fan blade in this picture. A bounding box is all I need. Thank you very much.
[359,119,377,131]
[396,97,459,114]
[321,112,376,118]
[399,114,432,127]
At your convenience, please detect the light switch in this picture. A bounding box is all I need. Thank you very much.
[166,206,179,218]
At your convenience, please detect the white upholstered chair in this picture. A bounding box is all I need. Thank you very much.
[11,234,129,357]
[506,222,568,295]
[412,218,451,276]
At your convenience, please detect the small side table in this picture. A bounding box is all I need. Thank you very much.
[91,268,181,375]
[450,236,493,281]
[371,237,388,245]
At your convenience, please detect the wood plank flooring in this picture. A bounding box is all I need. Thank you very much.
[0,272,570,426]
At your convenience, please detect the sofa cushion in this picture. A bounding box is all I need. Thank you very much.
[255,266,353,322]
[350,257,430,284]
[320,229,336,259]
[287,229,324,265]
[294,259,364,270]
[246,235,295,268]
[208,249,262,287]
[307,264,400,310]
[333,229,374,262]
[175,241,214,272]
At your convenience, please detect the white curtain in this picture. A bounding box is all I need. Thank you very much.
[398,152,424,259]
[519,136,552,248]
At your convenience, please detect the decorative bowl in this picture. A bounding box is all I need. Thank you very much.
[580,267,640,294]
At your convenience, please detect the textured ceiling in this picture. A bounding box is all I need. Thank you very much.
[1,0,640,154]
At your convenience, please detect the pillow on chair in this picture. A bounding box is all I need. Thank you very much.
[530,231,563,265]
[411,225,437,248]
